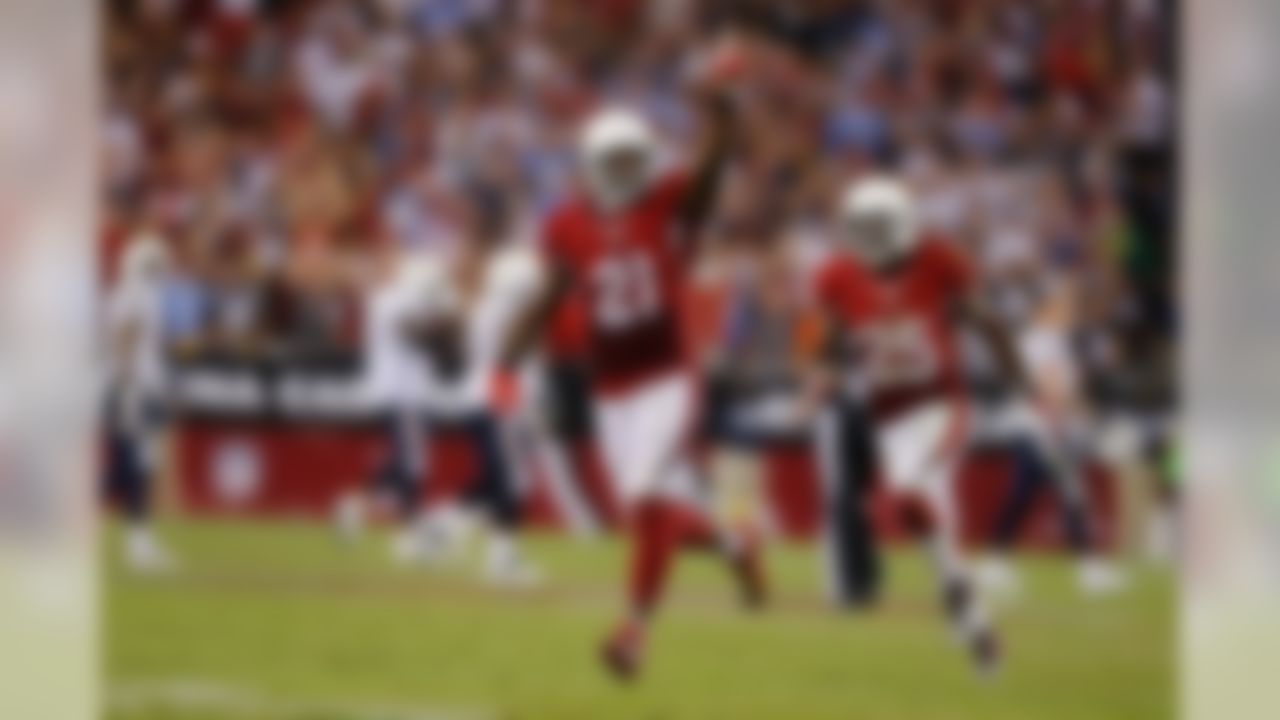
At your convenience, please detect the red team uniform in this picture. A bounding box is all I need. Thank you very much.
[541,173,710,506]
[543,170,762,677]
[817,223,1001,675]
[816,236,975,499]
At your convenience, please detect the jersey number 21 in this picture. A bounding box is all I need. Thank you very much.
[591,252,661,331]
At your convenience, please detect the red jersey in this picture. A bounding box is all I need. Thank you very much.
[542,173,692,394]
[817,237,976,419]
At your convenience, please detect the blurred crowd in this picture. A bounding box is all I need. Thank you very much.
[101,0,1176,416]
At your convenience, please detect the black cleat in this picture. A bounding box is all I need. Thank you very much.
[970,627,1002,679]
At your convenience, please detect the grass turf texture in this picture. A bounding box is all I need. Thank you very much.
[106,520,1172,720]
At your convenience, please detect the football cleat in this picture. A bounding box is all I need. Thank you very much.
[332,491,366,545]
[969,626,1003,680]
[483,542,543,589]
[124,526,177,574]
[600,621,644,682]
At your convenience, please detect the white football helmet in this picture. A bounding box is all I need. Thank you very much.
[577,107,658,211]
[836,175,920,269]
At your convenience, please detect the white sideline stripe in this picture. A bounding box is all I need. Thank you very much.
[109,678,494,720]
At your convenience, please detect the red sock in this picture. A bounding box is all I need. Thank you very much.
[628,499,678,618]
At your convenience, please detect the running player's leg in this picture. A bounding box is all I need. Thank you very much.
[655,455,767,609]
[987,437,1050,552]
[977,432,1053,596]
[1035,432,1129,594]
[599,374,769,678]
[338,410,423,537]
[462,413,540,586]
[596,375,699,678]
[1014,434,1096,554]
[107,423,150,526]
[882,402,998,676]
[108,398,174,572]
[934,468,1002,677]
[382,411,446,564]
[380,411,426,521]
[990,407,1127,595]
[616,374,763,613]
[907,467,1000,677]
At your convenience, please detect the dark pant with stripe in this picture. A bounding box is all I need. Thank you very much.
[989,437,1092,553]
[105,425,152,521]
[370,409,521,529]
[457,413,522,530]
[103,396,164,522]
[369,410,426,522]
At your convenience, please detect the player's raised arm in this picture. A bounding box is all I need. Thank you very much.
[677,37,751,236]
[678,87,735,236]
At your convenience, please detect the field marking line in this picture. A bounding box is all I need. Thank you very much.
[108,677,495,720]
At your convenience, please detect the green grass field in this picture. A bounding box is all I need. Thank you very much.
[105,520,1173,720]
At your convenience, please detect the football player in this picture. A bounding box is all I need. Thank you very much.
[104,233,178,572]
[976,279,1130,598]
[435,191,549,587]
[804,176,1012,676]
[501,49,765,680]
[337,251,457,564]
[380,238,544,587]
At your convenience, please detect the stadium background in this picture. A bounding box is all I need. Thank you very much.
[101,0,1173,539]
